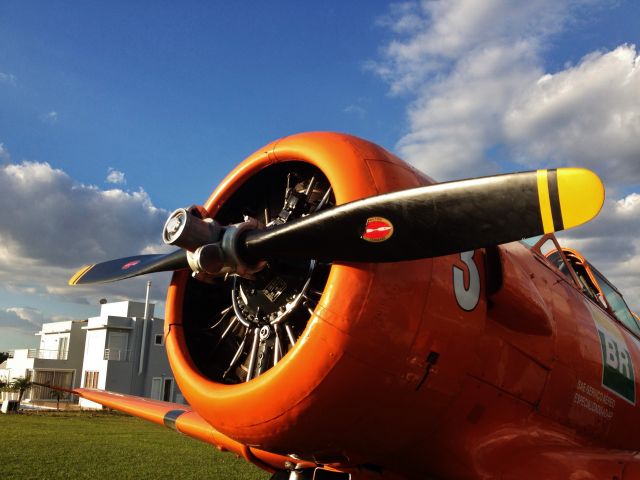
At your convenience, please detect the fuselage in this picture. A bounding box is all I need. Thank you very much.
[162,132,633,479]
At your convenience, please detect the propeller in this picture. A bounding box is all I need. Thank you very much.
[69,167,604,285]
[242,168,603,263]
[69,250,188,285]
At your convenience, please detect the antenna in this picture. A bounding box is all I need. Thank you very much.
[143,281,152,320]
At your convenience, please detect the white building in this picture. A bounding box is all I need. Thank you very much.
[1,294,184,408]
[79,300,182,409]
[1,320,87,404]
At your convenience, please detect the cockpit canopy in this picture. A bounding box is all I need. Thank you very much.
[529,234,639,336]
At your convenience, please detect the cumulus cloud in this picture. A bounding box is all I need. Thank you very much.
[370,0,578,95]
[0,161,166,268]
[0,143,10,163]
[373,1,640,305]
[0,154,172,311]
[371,0,640,187]
[106,167,126,185]
[39,111,58,123]
[0,307,44,333]
[344,103,368,118]
[0,72,16,85]
[396,40,542,178]
[505,45,640,186]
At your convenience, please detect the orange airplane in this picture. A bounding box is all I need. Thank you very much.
[59,132,640,479]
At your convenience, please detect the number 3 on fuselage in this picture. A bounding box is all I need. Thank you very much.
[453,250,481,311]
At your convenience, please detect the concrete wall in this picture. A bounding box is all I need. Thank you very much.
[79,301,184,408]
[144,318,180,401]
[100,301,154,319]
[33,321,87,391]
[3,350,34,382]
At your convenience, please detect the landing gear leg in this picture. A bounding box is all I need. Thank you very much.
[269,468,351,480]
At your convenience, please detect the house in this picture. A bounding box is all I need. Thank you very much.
[1,320,87,404]
[1,288,184,408]
[79,299,183,409]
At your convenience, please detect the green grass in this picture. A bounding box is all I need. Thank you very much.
[0,411,270,479]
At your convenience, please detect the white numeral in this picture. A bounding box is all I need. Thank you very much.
[453,251,480,311]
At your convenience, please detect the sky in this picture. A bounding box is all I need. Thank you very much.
[0,1,638,350]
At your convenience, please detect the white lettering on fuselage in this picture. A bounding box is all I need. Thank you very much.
[573,379,616,419]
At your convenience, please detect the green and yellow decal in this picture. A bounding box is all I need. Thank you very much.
[590,305,636,405]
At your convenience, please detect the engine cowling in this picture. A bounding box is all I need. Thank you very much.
[165,132,436,465]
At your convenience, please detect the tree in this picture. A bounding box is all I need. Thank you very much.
[11,377,33,408]
[49,387,63,411]
[0,352,8,364]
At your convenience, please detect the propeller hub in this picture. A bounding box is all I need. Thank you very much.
[165,212,186,238]
[162,206,222,252]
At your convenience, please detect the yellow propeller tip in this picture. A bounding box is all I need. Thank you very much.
[68,264,95,286]
[536,168,604,234]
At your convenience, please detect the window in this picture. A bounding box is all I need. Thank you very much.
[151,377,173,401]
[547,251,572,279]
[84,371,99,389]
[154,334,164,346]
[31,370,74,400]
[105,331,129,361]
[549,250,605,307]
[163,378,173,402]
[520,235,543,248]
[151,377,162,400]
[58,336,69,360]
[592,270,640,336]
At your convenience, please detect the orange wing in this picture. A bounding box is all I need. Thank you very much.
[39,384,312,474]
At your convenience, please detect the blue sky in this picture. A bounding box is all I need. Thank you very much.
[1,1,639,350]
[0,2,404,207]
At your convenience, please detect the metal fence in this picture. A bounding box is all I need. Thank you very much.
[103,348,130,361]
[0,391,19,402]
[27,349,69,360]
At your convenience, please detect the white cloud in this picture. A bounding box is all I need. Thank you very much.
[0,161,165,268]
[396,40,542,179]
[505,45,640,186]
[106,167,126,185]
[0,159,172,309]
[370,0,637,184]
[0,307,79,343]
[0,143,10,163]
[0,307,44,333]
[370,0,579,95]
[373,1,640,307]
[0,72,16,85]
[344,104,367,118]
[39,111,58,123]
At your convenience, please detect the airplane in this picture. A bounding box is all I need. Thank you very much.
[50,131,640,479]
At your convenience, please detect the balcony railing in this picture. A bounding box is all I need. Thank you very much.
[103,349,130,361]
[27,349,68,360]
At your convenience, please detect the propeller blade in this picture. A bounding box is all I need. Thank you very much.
[242,168,603,263]
[68,249,188,285]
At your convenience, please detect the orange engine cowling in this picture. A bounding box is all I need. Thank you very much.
[165,132,435,466]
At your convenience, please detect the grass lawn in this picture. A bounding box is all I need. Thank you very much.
[0,411,270,479]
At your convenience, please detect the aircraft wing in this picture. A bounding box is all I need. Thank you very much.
[33,383,311,474]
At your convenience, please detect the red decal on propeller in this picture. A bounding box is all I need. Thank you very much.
[362,217,394,243]
[121,260,141,270]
